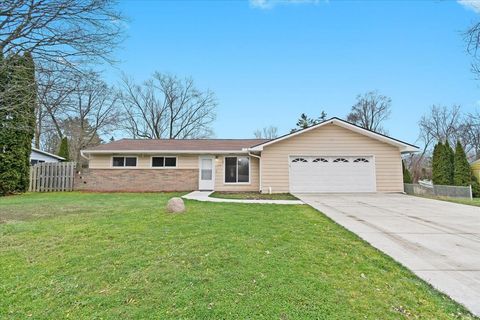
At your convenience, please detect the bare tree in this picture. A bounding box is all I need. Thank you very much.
[418,105,467,150]
[465,110,480,159]
[119,73,217,139]
[346,91,391,133]
[1,0,126,151]
[413,105,474,181]
[465,21,480,77]
[63,74,120,162]
[254,126,278,139]
[35,63,78,147]
[36,72,119,159]
[0,0,126,68]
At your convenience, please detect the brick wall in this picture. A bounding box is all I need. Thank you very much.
[74,169,198,192]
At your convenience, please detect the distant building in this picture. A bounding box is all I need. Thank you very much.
[30,147,65,165]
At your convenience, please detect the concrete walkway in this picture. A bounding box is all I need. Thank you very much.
[295,193,480,316]
[182,191,304,205]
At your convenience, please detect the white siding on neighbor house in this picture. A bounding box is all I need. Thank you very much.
[260,123,403,193]
[30,150,61,163]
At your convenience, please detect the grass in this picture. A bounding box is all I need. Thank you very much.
[0,192,476,319]
[435,197,480,207]
[414,195,480,208]
[210,191,298,200]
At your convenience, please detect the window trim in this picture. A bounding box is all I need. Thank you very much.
[223,155,251,185]
[150,155,178,169]
[111,155,138,168]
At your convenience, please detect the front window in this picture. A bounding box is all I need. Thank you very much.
[112,156,137,167]
[151,156,177,167]
[225,156,249,183]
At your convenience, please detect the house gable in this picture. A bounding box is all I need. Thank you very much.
[249,117,418,153]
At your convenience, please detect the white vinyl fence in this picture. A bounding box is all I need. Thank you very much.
[29,162,76,192]
[404,183,472,200]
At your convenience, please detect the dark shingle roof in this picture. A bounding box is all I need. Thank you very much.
[84,139,270,152]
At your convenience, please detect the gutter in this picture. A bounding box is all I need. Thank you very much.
[80,150,90,160]
[82,149,251,155]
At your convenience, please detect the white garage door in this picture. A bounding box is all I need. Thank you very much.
[289,156,376,193]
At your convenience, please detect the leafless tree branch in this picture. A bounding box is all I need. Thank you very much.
[346,90,391,134]
[119,73,217,139]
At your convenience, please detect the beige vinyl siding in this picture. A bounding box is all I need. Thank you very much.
[261,123,403,193]
[88,154,199,169]
[214,156,260,192]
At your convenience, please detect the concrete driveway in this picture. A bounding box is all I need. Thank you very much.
[295,193,480,316]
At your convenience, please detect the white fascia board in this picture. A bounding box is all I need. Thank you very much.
[31,147,66,160]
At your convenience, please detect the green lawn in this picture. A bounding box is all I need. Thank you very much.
[0,193,476,319]
[415,195,480,208]
[436,197,480,207]
[210,191,298,200]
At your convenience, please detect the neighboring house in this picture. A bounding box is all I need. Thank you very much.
[471,159,480,181]
[79,117,419,193]
[30,147,65,165]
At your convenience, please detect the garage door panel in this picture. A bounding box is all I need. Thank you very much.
[289,156,376,193]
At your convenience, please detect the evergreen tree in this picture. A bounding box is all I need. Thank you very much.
[0,52,36,195]
[471,174,480,198]
[402,160,412,183]
[453,141,471,186]
[431,142,443,185]
[444,141,455,185]
[432,141,455,185]
[58,137,70,161]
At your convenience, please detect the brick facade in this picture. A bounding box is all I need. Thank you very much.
[74,169,198,192]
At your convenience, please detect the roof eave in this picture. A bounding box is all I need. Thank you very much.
[82,149,250,154]
[400,146,420,154]
[248,118,419,152]
[31,147,65,160]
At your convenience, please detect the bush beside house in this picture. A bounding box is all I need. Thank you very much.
[402,160,412,183]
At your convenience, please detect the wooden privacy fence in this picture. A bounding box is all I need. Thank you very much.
[29,162,76,192]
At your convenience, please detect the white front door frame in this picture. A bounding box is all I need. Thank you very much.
[198,156,215,191]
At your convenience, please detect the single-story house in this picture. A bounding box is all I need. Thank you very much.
[30,147,65,165]
[79,117,419,193]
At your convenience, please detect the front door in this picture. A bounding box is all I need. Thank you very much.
[199,156,215,190]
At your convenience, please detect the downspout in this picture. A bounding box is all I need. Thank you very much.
[248,152,262,193]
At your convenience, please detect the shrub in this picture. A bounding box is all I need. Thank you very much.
[402,160,412,183]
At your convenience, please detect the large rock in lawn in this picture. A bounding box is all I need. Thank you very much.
[166,197,185,213]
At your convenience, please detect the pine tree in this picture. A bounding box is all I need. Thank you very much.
[58,137,70,161]
[402,160,412,183]
[444,141,455,185]
[432,141,455,186]
[453,141,471,186]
